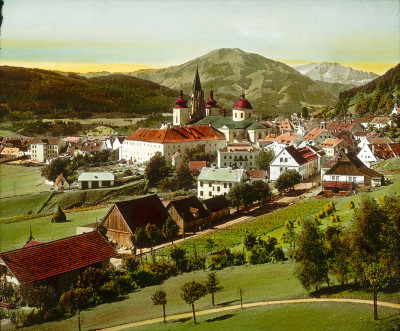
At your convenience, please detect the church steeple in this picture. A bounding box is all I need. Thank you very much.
[190,66,205,120]
[193,66,202,92]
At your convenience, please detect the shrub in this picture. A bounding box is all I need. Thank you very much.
[231,252,246,266]
[271,247,285,262]
[143,261,178,282]
[132,270,158,287]
[77,267,107,290]
[187,255,206,272]
[248,245,270,265]
[208,249,235,270]
[122,255,140,275]
[348,201,355,210]
[100,280,120,300]
[113,274,136,292]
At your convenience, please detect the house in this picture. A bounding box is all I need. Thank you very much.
[268,132,304,155]
[0,231,117,294]
[188,161,207,173]
[319,138,347,157]
[322,151,384,191]
[197,167,247,198]
[369,116,391,129]
[278,119,296,132]
[78,172,115,190]
[357,136,393,149]
[30,137,66,163]
[80,141,108,156]
[357,143,400,168]
[166,195,211,233]
[217,144,260,169]
[304,127,335,146]
[99,195,170,248]
[326,121,364,133]
[120,125,226,164]
[331,131,356,148]
[246,170,268,182]
[0,147,24,159]
[54,173,70,190]
[171,151,183,168]
[269,146,319,181]
[203,195,231,221]
[257,134,277,149]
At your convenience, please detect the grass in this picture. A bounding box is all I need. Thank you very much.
[21,261,400,331]
[0,207,109,252]
[132,302,400,331]
[0,192,52,219]
[0,164,49,199]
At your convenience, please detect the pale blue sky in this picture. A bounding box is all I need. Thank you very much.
[1,0,399,73]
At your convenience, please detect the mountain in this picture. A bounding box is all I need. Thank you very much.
[132,48,337,116]
[0,66,176,117]
[294,62,379,87]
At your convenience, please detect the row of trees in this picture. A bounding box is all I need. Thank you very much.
[295,195,400,320]
[227,180,271,212]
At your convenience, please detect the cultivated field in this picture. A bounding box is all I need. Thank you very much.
[42,117,144,127]
[0,164,49,199]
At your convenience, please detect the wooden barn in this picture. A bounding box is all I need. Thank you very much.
[166,195,211,233]
[0,231,117,295]
[203,195,231,221]
[100,194,170,248]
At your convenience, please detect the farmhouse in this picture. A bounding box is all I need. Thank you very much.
[100,195,170,248]
[166,195,211,233]
[322,151,384,191]
[0,231,117,294]
[78,172,115,189]
[54,173,70,190]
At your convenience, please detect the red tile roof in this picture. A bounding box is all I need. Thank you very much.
[233,93,253,110]
[31,137,62,146]
[276,132,300,144]
[0,232,117,285]
[326,121,357,132]
[23,240,43,248]
[246,170,267,178]
[126,125,225,144]
[188,161,207,171]
[319,138,343,148]
[258,134,277,142]
[323,181,354,189]
[286,146,318,166]
[304,127,325,140]
[279,120,295,131]
[55,173,64,186]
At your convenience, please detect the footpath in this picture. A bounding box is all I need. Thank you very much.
[100,298,400,330]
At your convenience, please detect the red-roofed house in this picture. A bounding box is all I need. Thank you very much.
[0,231,117,293]
[246,170,268,182]
[188,161,207,173]
[55,173,70,190]
[319,138,347,157]
[357,143,400,168]
[270,146,319,180]
[120,125,226,164]
[304,127,335,146]
[269,132,304,155]
[326,121,364,133]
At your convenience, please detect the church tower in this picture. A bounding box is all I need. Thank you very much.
[190,67,205,121]
[232,92,254,121]
[173,90,190,126]
[205,90,221,116]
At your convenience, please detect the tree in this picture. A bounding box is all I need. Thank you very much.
[145,223,161,252]
[275,170,302,194]
[227,184,242,212]
[51,205,66,223]
[169,245,187,273]
[122,254,140,274]
[27,286,58,314]
[131,227,150,257]
[243,231,257,251]
[296,220,328,291]
[365,263,387,320]
[301,106,309,119]
[151,290,167,323]
[181,281,207,324]
[145,152,169,186]
[241,183,257,210]
[175,161,195,190]
[257,150,275,171]
[205,272,223,306]
[251,180,271,205]
[162,218,180,245]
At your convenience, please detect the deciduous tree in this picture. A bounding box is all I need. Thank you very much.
[151,289,167,323]
[162,218,179,245]
[181,281,207,324]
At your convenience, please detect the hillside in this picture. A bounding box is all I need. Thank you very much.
[132,48,337,116]
[0,66,176,118]
[295,62,378,86]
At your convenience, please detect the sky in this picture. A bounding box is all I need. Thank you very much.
[1,0,399,74]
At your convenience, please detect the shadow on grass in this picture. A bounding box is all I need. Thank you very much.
[216,300,239,307]
[310,283,362,297]
[175,317,191,323]
[205,314,235,323]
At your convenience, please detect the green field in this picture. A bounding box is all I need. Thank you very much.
[0,207,109,252]
[20,261,400,331]
[0,164,49,199]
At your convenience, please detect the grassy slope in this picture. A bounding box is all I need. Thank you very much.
[133,303,400,331]
[22,261,400,331]
[0,207,109,252]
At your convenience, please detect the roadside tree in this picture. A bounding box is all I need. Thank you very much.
[205,272,223,306]
[181,281,207,324]
[151,289,167,323]
[275,170,302,194]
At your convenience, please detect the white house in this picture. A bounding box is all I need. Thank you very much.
[368,117,391,129]
[269,146,319,181]
[120,125,226,164]
[197,167,247,198]
[30,137,66,163]
[357,143,400,168]
[217,145,260,169]
[304,127,335,146]
[267,132,304,155]
[319,138,347,157]
[357,136,393,149]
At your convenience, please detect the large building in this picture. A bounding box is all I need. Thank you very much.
[217,144,260,169]
[120,125,226,164]
[30,137,65,163]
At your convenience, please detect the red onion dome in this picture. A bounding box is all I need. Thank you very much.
[175,90,188,108]
[206,90,218,109]
[233,92,253,110]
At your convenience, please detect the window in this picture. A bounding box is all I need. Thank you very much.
[224,156,227,159]
[224,183,227,188]
[209,183,212,187]
[217,186,220,192]
[209,192,212,196]
[250,156,252,159]
[229,183,232,188]
[200,181,203,187]
[241,113,243,118]
[224,162,227,166]
[235,113,237,118]
[280,157,283,162]
[200,191,203,196]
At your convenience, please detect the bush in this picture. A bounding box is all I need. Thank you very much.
[100,280,120,300]
[348,201,355,210]
[271,247,285,262]
[208,248,244,270]
[143,260,178,282]
[131,270,158,287]
[248,245,270,265]
[77,267,107,290]
[113,274,136,292]
[122,255,140,275]
[187,255,206,272]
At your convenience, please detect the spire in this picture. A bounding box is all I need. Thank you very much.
[193,66,202,92]
[175,90,187,108]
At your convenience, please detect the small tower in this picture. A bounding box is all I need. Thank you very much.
[173,90,191,126]
[232,92,254,121]
[190,67,205,120]
[205,90,221,116]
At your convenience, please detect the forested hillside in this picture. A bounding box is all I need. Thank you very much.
[0,66,177,119]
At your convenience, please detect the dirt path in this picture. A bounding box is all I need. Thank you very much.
[99,298,400,330]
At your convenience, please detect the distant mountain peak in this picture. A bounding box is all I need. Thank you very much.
[294,62,379,86]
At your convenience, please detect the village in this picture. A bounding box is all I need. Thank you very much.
[1,67,400,329]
